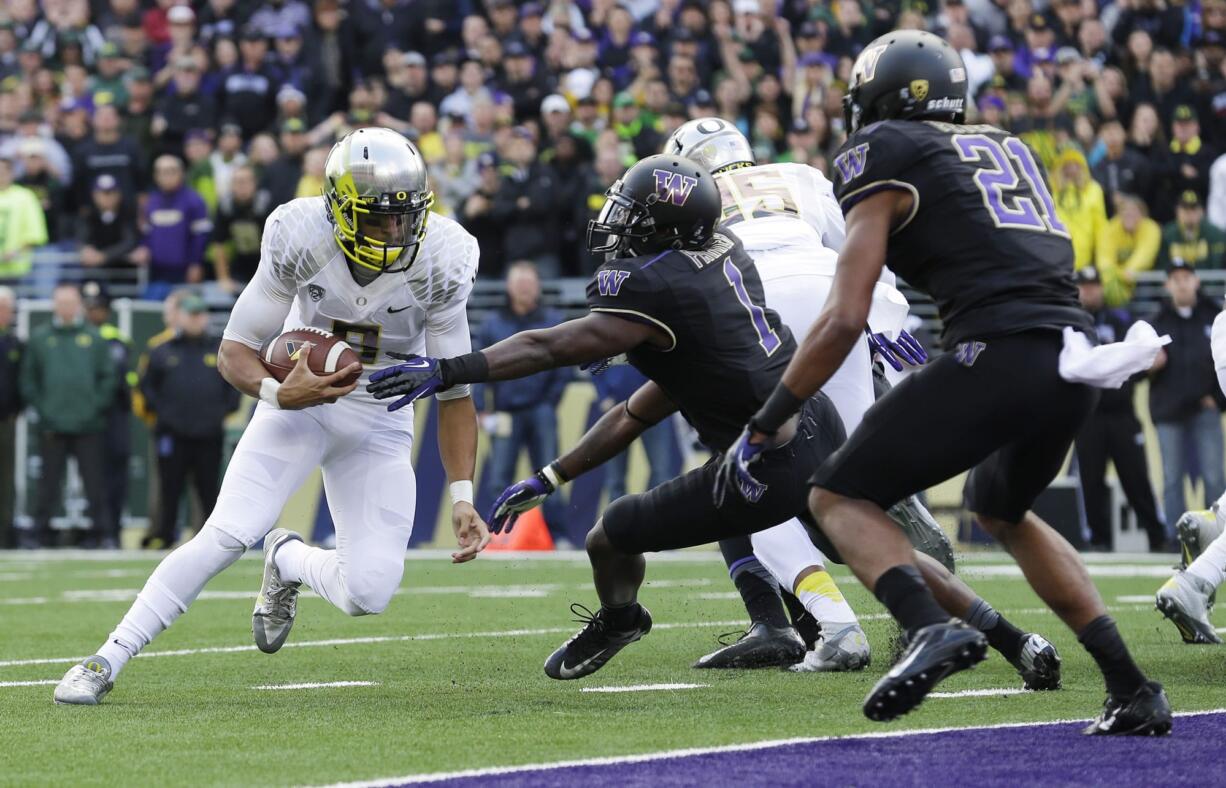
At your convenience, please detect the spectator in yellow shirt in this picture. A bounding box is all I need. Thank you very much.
[0,156,50,281]
[1097,193,1162,306]
[1053,147,1108,271]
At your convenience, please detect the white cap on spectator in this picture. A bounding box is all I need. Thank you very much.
[541,94,570,115]
[733,0,760,14]
[167,5,195,24]
[277,84,306,106]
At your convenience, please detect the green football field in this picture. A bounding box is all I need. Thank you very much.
[1,549,1224,786]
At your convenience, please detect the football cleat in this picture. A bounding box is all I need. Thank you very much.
[1007,633,1062,690]
[863,619,987,722]
[545,603,652,680]
[1083,681,1172,736]
[252,529,304,654]
[888,496,956,573]
[1176,509,1222,610]
[1155,571,1222,644]
[693,622,806,669]
[788,623,871,673]
[54,656,113,706]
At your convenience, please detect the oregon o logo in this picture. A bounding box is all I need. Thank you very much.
[395,191,407,200]
[695,119,725,134]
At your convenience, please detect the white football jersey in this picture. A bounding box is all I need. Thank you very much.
[223,196,479,406]
[715,162,896,287]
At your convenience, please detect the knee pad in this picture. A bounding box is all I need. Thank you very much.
[339,566,400,616]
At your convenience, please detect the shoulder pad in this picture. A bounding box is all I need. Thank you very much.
[405,214,479,308]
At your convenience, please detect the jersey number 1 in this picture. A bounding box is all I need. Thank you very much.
[723,259,781,356]
[952,134,1068,237]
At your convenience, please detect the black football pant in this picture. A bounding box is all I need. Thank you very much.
[152,431,223,545]
[103,411,131,538]
[602,394,846,554]
[33,430,114,546]
[1075,409,1166,549]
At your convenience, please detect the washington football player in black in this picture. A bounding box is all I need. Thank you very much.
[366,153,1028,683]
[717,30,1170,734]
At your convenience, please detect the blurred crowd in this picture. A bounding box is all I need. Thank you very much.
[3,0,1226,549]
[0,0,1223,288]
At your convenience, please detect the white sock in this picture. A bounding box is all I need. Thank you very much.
[275,539,367,616]
[795,568,858,629]
[95,525,246,678]
[1186,527,1226,590]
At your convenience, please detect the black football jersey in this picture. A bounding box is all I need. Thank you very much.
[586,232,794,451]
[831,120,1092,347]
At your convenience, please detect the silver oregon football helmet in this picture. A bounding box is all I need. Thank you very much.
[663,117,755,174]
[324,127,434,274]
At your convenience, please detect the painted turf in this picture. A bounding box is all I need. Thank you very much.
[325,710,1223,787]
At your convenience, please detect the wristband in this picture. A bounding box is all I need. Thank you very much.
[259,377,283,410]
[751,384,805,435]
[439,352,490,386]
[540,461,568,489]
[449,480,474,505]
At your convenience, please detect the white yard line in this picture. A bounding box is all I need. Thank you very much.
[1,605,1155,672]
[928,688,1029,699]
[252,681,380,691]
[0,679,59,687]
[0,619,751,670]
[580,683,708,694]
[309,708,1226,787]
[1116,595,1157,603]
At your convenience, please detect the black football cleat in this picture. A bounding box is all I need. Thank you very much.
[544,603,652,680]
[863,619,988,722]
[693,623,807,669]
[1006,633,1063,691]
[1083,682,1173,736]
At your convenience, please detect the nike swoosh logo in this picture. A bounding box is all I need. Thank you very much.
[556,648,609,679]
[387,305,411,314]
[400,360,433,369]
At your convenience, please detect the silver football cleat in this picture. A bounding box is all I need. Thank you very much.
[788,623,871,672]
[54,656,113,705]
[1156,571,1222,645]
[888,496,956,572]
[1012,633,1062,690]
[252,529,304,654]
[1177,509,1225,569]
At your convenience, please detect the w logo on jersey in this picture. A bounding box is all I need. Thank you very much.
[833,144,869,184]
[653,169,698,206]
[954,341,987,367]
[597,269,632,297]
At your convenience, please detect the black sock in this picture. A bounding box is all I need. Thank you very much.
[601,601,642,630]
[964,598,1026,663]
[1078,615,1147,698]
[730,558,790,630]
[783,591,820,649]
[874,565,947,636]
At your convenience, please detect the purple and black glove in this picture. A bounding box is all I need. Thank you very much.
[866,329,928,372]
[489,467,558,534]
[367,352,448,411]
[713,427,770,507]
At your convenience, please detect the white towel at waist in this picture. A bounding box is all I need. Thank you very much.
[1058,321,1171,389]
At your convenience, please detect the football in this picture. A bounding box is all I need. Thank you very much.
[261,327,362,386]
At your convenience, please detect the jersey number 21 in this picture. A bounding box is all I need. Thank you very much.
[952,134,1069,237]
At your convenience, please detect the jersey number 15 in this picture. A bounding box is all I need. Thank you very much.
[952,134,1068,237]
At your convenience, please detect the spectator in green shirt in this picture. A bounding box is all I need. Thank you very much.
[19,282,117,548]
[1159,190,1226,270]
[0,156,49,281]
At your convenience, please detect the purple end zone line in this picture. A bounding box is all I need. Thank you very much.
[339,710,1224,788]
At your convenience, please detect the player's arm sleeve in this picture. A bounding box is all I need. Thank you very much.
[424,229,480,401]
[586,264,676,351]
[811,168,846,252]
[831,125,920,232]
[221,206,297,350]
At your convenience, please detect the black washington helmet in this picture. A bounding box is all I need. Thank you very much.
[587,154,722,256]
[843,29,969,134]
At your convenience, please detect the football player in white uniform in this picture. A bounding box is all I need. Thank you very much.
[54,128,489,705]
[666,119,1060,688]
